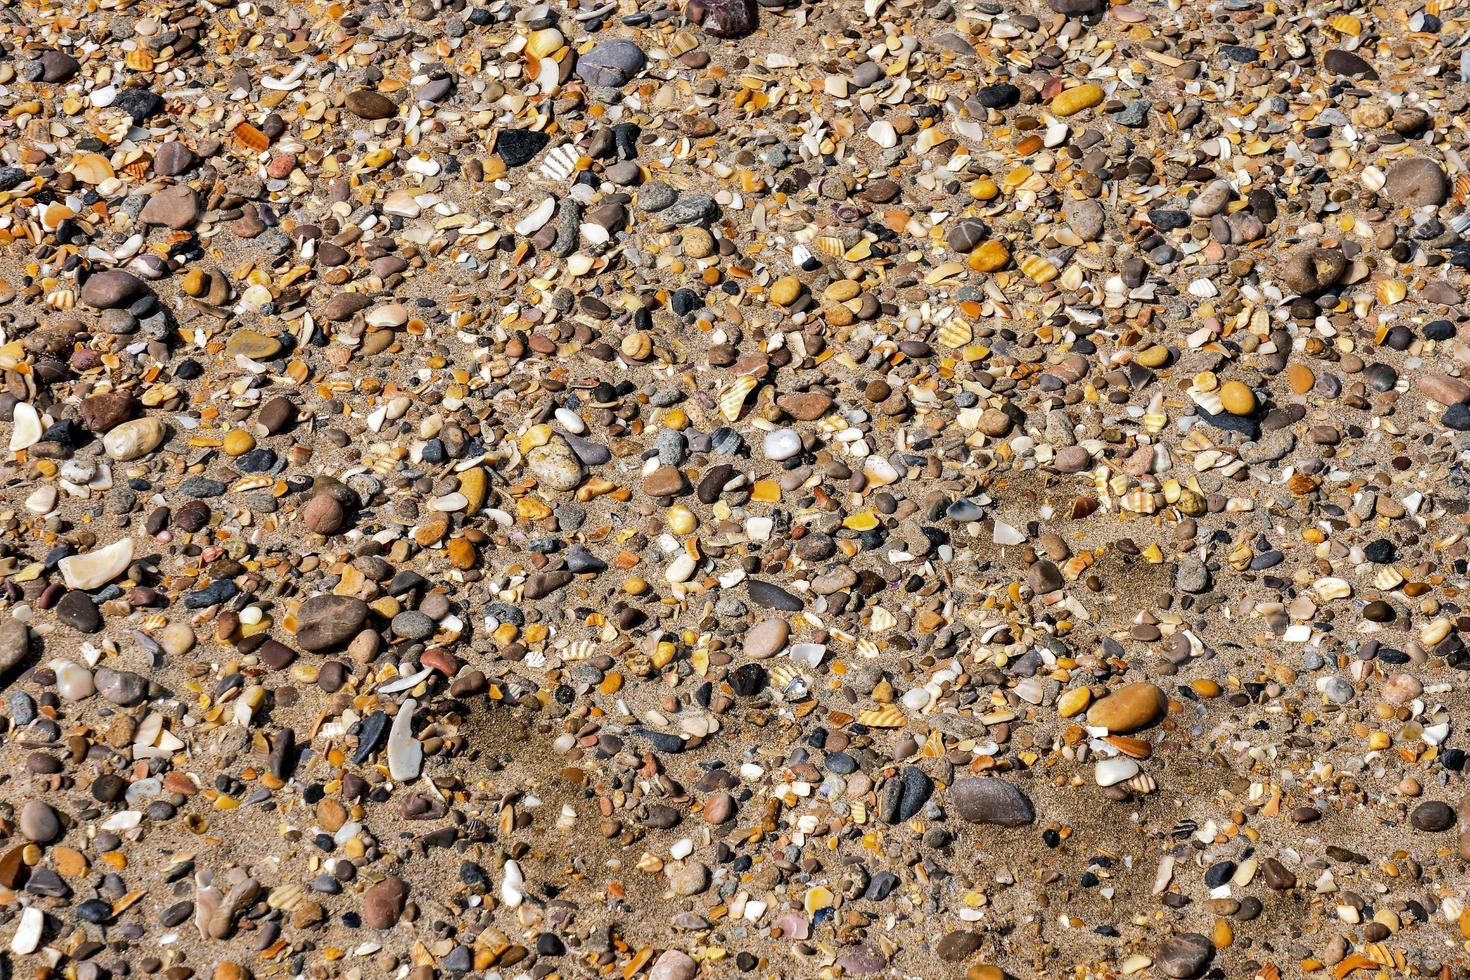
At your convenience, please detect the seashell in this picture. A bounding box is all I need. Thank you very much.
[60,537,135,590]
[937,319,972,348]
[868,607,896,632]
[1104,735,1153,759]
[387,697,423,782]
[540,143,583,183]
[1313,577,1351,601]
[867,120,898,149]
[857,705,905,728]
[234,122,270,153]
[1375,279,1405,305]
[9,401,42,452]
[718,375,757,423]
[855,638,880,659]
[1189,388,1224,414]
[1124,772,1157,794]
[46,287,76,310]
[1018,255,1058,284]
[788,642,826,668]
[813,236,847,257]
[709,426,744,456]
[1120,490,1158,514]
[561,639,595,661]
[1067,495,1099,519]
[514,196,557,237]
[1373,566,1404,590]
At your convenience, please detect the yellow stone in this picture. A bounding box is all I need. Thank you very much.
[824,279,860,302]
[1286,363,1314,394]
[225,329,282,360]
[1219,380,1256,416]
[459,467,487,513]
[667,505,698,535]
[222,429,255,456]
[1057,687,1092,717]
[968,240,1010,272]
[1051,83,1104,117]
[969,177,998,201]
[1086,682,1167,733]
[770,276,803,306]
[1135,345,1169,368]
[681,227,715,259]
[966,968,1005,980]
[1190,679,1222,698]
[446,538,476,570]
[181,269,208,298]
[517,497,552,520]
[843,512,879,531]
[662,409,689,430]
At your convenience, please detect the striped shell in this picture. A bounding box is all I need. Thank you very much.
[560,639,596,661]
[709,426,744,456]
[1119,490,1158,514]
[1124,773,1157,794]
[1373,566,1404,590]
[1019,255,1058,283]
[813,236,847,257]
[1189,388,1224,415]
[857,705,906,728]
[767,662,808,699]
[718,375,757,422]
[937,319,972,348]
[540,143,581,183]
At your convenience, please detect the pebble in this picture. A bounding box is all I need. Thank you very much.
[950,778,1035,826]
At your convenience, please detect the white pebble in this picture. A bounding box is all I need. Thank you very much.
[762,429,802,461]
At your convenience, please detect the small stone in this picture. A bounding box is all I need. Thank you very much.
[577,41,648,87]
[138,185,201,229]
[649,950,697,980]
[296,595,370,651]
[1157,933,1214,978]
[0,618,30,674]
[345,89,398,119]
[495,129,550,167]
[527,436,585,491]
[95,668,148,706]
[1384,157,1450,207]
[951,778,1035,826]
[78,391,135,433]
[1411,801,1455,832]
[363,875,408,929]
[103,417,166,460]
[1086,683,1167,733]
[743,617,789,659]
[81,270,148,309]
[20,801,61,843]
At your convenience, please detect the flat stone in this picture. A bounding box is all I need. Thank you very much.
[296,595,370,651]
[743,617,789,659]
[1086,683,1167,733]
[345,90,398,119]
[951,777,1035,826]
